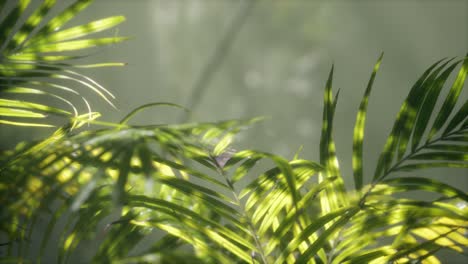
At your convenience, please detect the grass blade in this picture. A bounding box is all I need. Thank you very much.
[319,65,347,215]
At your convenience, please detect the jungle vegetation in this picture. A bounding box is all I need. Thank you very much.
[0,0,467,263]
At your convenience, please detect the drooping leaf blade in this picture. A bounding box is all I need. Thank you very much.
[274,207,358,264]
[0,98,71,116]
[296,208,359,263]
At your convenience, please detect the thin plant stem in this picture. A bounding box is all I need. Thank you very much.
[180,0,258,122]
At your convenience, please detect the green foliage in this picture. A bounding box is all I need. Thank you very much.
[1,1,467,263]
[0,0,126,127]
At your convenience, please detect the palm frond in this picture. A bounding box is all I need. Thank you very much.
[1,116,268,263]
[373,55,468,181]
[0,0,126,127]
[1,54,467,264]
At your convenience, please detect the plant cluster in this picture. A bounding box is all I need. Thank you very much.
[1,1,467,263]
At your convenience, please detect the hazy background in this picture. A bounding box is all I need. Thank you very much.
[0,0,467,261]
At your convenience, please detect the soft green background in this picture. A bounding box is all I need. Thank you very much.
[1,0,467,261]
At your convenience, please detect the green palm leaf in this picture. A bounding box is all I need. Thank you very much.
[0,0,126,127]
[318,65,347,217]
[373,58,447,180]
[2,53,467,263]
[352,53,383,190]
[428,55,468,141]
[373,55,468,181]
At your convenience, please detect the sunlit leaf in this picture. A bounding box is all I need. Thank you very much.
[25,16,126,47]
[119,102,188,125]
[353,53,383,190]
[0,0,126,128]
[31,0,93,39]
[318,64,347,217]
[22,37,128,53]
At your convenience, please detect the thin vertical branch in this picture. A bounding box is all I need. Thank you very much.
[180,0,258,122]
